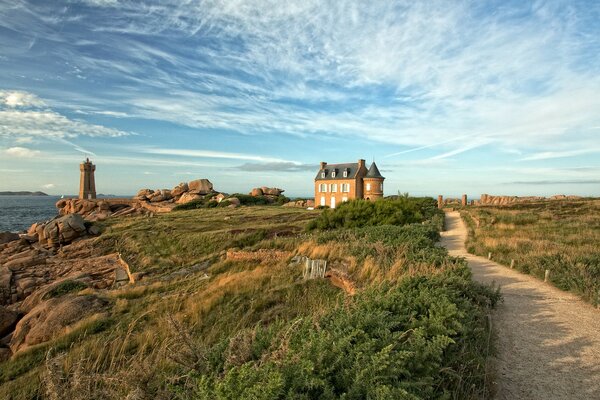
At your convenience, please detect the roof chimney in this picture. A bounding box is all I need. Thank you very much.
[320,161,327,170]
[358,159,365,168]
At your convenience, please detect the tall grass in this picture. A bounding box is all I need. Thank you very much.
[1,201,499,399]
[462,199,600,305]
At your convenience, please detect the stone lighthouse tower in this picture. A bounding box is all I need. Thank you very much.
[363,161,385,201]
[79,158,96,200]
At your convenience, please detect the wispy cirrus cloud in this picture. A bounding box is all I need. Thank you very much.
[234,162,318,172]
[509,179,600,185]
[1,1,600,195]
[3,1,599,156]
[520,148,600,161]
[141,148,294,163]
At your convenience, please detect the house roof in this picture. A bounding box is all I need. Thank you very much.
[365,162,384,179]
[315,162,359,181]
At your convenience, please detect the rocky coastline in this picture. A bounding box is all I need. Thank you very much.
[0,177,312,361]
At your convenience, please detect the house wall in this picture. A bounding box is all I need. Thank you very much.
[363,178,384,200]
[314,178,358,208]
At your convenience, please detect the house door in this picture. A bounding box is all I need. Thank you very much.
[320,196,325,206]
[330,196,336,209]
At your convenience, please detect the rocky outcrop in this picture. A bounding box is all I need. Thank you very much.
[282,199,315,208]
[0,306,19,337]
[188,179,213,195]
[0,232,20,245]
[176,192,202,204]
[171,182,189,197]
[0,226,137,357]
[10,294,109,353]
[250,187,284,197]
[41,214,87,247]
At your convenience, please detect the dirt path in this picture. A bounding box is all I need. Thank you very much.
[441,211,600,400]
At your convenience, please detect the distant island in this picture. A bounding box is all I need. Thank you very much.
[0,191,48,196]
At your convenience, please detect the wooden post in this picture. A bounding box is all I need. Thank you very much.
[488,252,492,260]
[510,259,515,269]
[544,269,550,282]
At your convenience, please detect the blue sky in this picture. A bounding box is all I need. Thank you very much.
[1,0,599,197]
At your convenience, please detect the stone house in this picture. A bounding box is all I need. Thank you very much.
[314,159,385,208]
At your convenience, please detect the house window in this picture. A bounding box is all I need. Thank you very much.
[341,183,350,193]
[321,172,325,178]
[332,171,336,178]
[331,183,337,193]
[366,183,371,191]
[380,182,383,191]
[343,170,348,178]
[342,196,348,202]
[320,196,325,206]
[319,183,327,192]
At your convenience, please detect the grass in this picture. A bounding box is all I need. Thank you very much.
[1,200,499,399]
[461,199,600,306]
[42,280,88,300]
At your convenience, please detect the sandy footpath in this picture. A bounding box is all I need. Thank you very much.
[441,211,600,400]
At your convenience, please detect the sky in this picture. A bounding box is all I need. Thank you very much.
[0,0,599,198]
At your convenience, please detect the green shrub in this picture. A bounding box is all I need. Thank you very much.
[307,198,440,230]
[43,280,88,299]
[178,268,499,400]
[173,199,206,211]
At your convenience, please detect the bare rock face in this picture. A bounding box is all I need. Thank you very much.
[176,192,202,204]
[135,189,154,200]
[0,306,19,337]
[0,232,20,245]
[214,193,226,203]
[150,194,166,203]
[228,197,241,207]
[262,187,284,196]
[188,179,213,195]
[282,199,314,208]
[171,182,188,197]
[250,188,263,197]
[42,214,87,247]
[10,294,109,353]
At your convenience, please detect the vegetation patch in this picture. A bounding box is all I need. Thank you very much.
[307,197,442,230]
[462,199,600,305]
[1,201,501,399]
[42,280,88,300]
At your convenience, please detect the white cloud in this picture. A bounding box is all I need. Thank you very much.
[141,148,295,163]
[42,183,55,189]
[4,146,41,157]
[520,148,600,161]
[0,90,45,108]
[0,109,131,139]
[2,1,600,163]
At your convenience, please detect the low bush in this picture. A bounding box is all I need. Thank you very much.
[307,197,440,230]
[176,267,499,400]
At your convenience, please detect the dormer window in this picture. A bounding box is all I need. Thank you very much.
[343,170,348,178]
[332,170,336,178]
[321,172,325,178]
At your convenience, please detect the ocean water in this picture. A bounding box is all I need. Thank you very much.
[0,196,61,233]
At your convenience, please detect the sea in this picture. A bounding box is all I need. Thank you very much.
[0,196,62,233]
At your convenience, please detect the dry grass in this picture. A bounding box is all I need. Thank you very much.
[0,202,489,399]
[462,199,600,305]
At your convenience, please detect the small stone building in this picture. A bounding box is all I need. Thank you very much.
[314,159,385,208]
